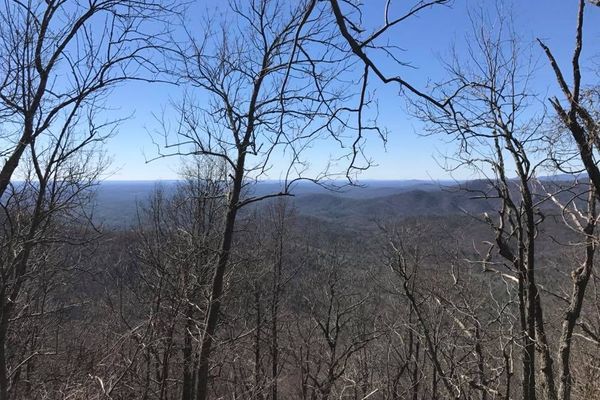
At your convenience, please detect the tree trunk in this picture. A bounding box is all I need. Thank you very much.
[271,228,283,400]
[558,192,596,400]
[0,318,9,400]
[182,304,195,400]
[195,160,245,400]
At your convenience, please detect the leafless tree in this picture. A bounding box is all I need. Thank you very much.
[0,131,107,398]
[538,0,600,201]
[289,249,378,400]
[156,1,382,398]
[413,8,559,400]
[0,0,175,199]
[120,160,227,400]
[411,5,600,400]
[538,2,600,400]
[379,224,465,400]
[323,0,452,109]
[0,2,178,397]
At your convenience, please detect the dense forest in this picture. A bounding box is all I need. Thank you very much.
[1,1,600,399]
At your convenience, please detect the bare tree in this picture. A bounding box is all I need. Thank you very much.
[413,9,558,400]
[538,0,600,200]
[411,5,600,400]
[157,1,380,399]
[538,2,600,399]
[0,2,177,397]
[324,0,452,109]
[379,224,465,400]
[0,130,107,399]
[0,0,174,199]
[289,249,378,400]
[124,160,226,400]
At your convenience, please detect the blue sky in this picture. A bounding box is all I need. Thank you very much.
[104,0,600,181]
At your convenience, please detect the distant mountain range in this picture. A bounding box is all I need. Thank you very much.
[91,177,582,228]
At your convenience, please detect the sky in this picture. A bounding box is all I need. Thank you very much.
[104,0,600,182]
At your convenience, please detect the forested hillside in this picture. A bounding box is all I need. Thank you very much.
[1,1,600,400]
